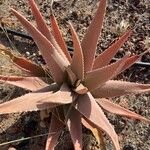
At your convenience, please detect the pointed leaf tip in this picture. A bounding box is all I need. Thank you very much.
[69,22,84,80]
[0,76,48,91]
[11,8,69,83]
[28,0,70,64]
[0,44,46,76]
[94,29,132,69]
[50,13,72,62]
[96,98,150,123]
[81,0,107,72]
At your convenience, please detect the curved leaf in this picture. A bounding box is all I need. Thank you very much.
[0,84,74,114]
[82,117,106,149]
[93,29,132,69]
[67,108,82,150]
[120,48,150,73]
[28,0,69,63]
[119,55,140,73]
[46,108,65,150]
[0,75,48,91]
[50,14,72,62]
[81,0,107,72]
[0,44,46,76]
[69,22,84,80]
[11,8,69,83]
[92,80,150,98]
[84,55,129,91]
[75,92,120,150]
[96,98,150,123]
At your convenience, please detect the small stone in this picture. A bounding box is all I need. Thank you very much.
[32,53,36,56]
[25,51,30,56]
[123,145,134,150]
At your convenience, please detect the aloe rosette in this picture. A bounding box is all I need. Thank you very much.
[0,0,150,150]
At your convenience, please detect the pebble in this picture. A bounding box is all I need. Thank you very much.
[25,51,30,56]
[123,145,135,150]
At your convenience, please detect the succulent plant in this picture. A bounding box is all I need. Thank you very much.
[0,0,150,150]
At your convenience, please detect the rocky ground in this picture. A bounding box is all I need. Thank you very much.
[0,0,149,150]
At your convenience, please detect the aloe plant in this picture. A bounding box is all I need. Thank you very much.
[0,0,150,150]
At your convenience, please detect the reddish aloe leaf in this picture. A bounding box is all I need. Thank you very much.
[28,0,53,39]
[69,22,84,80]
[46,110,65,150]
[28,0,69,63]
[11,57,46,76]
[93,29,132,69]
[50,14,72,62]
[84,55,129,91]
[82,117,106,149]
[39,83,77,104]
[96,98,150,123]
[119,55,140,73]
[67,108,82,150]
[35,83,59,93]
[120,48,150,73]
[0,75,48,91]
[0,84,74,114]
[65,66,77,86]
[73,83,88,95]
[0,44,46,76]
[92,80,150,98]
[109,55,144,79]
[81,0,107,72]
[0,92,57,114]
[11,8,69,83]
[75,92,120,150]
